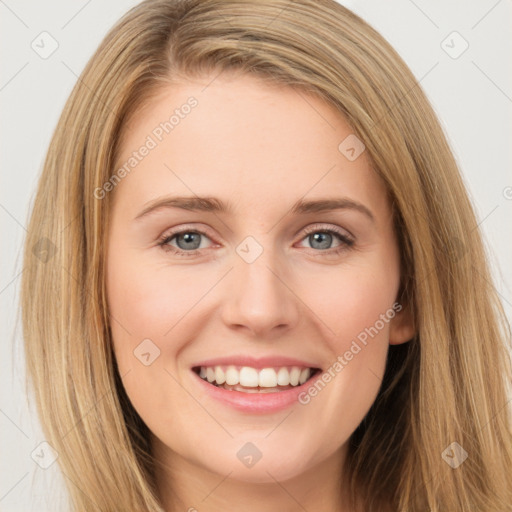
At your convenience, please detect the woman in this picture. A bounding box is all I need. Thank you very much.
[21,0,512,510]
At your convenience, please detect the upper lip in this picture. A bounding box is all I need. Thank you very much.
[191,355,322,370]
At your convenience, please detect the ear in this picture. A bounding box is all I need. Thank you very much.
[389,303,415,345]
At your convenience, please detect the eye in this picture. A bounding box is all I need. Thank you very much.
[158,227,214,257]
[297,224,354,254]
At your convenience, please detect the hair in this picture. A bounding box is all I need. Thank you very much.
[20,0,512,510]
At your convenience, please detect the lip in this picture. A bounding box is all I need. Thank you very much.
[191,355,322,370]
[191,367,323,414]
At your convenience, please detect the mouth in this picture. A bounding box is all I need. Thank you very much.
[192,365,322,393]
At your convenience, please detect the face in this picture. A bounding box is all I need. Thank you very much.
[106,71,413,486]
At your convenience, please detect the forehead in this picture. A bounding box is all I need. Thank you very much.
[112,73,389,219]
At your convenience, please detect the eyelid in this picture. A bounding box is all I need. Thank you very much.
[160,223,215,240]
[300,222,354,241]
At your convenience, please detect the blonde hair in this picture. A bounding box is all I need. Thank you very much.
[20,0,512,510]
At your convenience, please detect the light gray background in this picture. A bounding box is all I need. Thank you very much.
[1,1,511,510]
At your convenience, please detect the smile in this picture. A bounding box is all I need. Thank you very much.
[193,365,321,393]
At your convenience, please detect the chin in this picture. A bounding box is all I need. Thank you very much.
[196,443,315,484]
[217,460,307,484]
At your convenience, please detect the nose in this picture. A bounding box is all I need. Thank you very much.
[220,247,300,338]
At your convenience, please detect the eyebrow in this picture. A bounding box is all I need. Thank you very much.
[133,195,375,222]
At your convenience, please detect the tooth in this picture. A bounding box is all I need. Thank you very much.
[276,367,290,386]
[215,366,226,385]
[289,366,301,386]
[225,365,239,386]
[200,364,313,389]
[206,367,216,383]
[259,368,277,387]
[239,367,259,387]
[299,368,311,385]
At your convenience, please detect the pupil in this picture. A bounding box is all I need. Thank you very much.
[177,232,201,250]
[311,232,331,250]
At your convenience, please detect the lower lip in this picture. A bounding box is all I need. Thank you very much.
[191,370,321,413]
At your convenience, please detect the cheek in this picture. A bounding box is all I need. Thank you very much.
[107,253,209,353]
[292,254,400,425]
[106,254,206,434]
[303,257,400,348]
[106,251,224,411]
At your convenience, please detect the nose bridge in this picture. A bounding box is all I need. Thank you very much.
[221,235,299,336]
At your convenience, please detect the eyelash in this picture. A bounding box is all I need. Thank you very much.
[157,224,355,257]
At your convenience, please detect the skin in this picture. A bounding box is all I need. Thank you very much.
[106,71,415,512]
